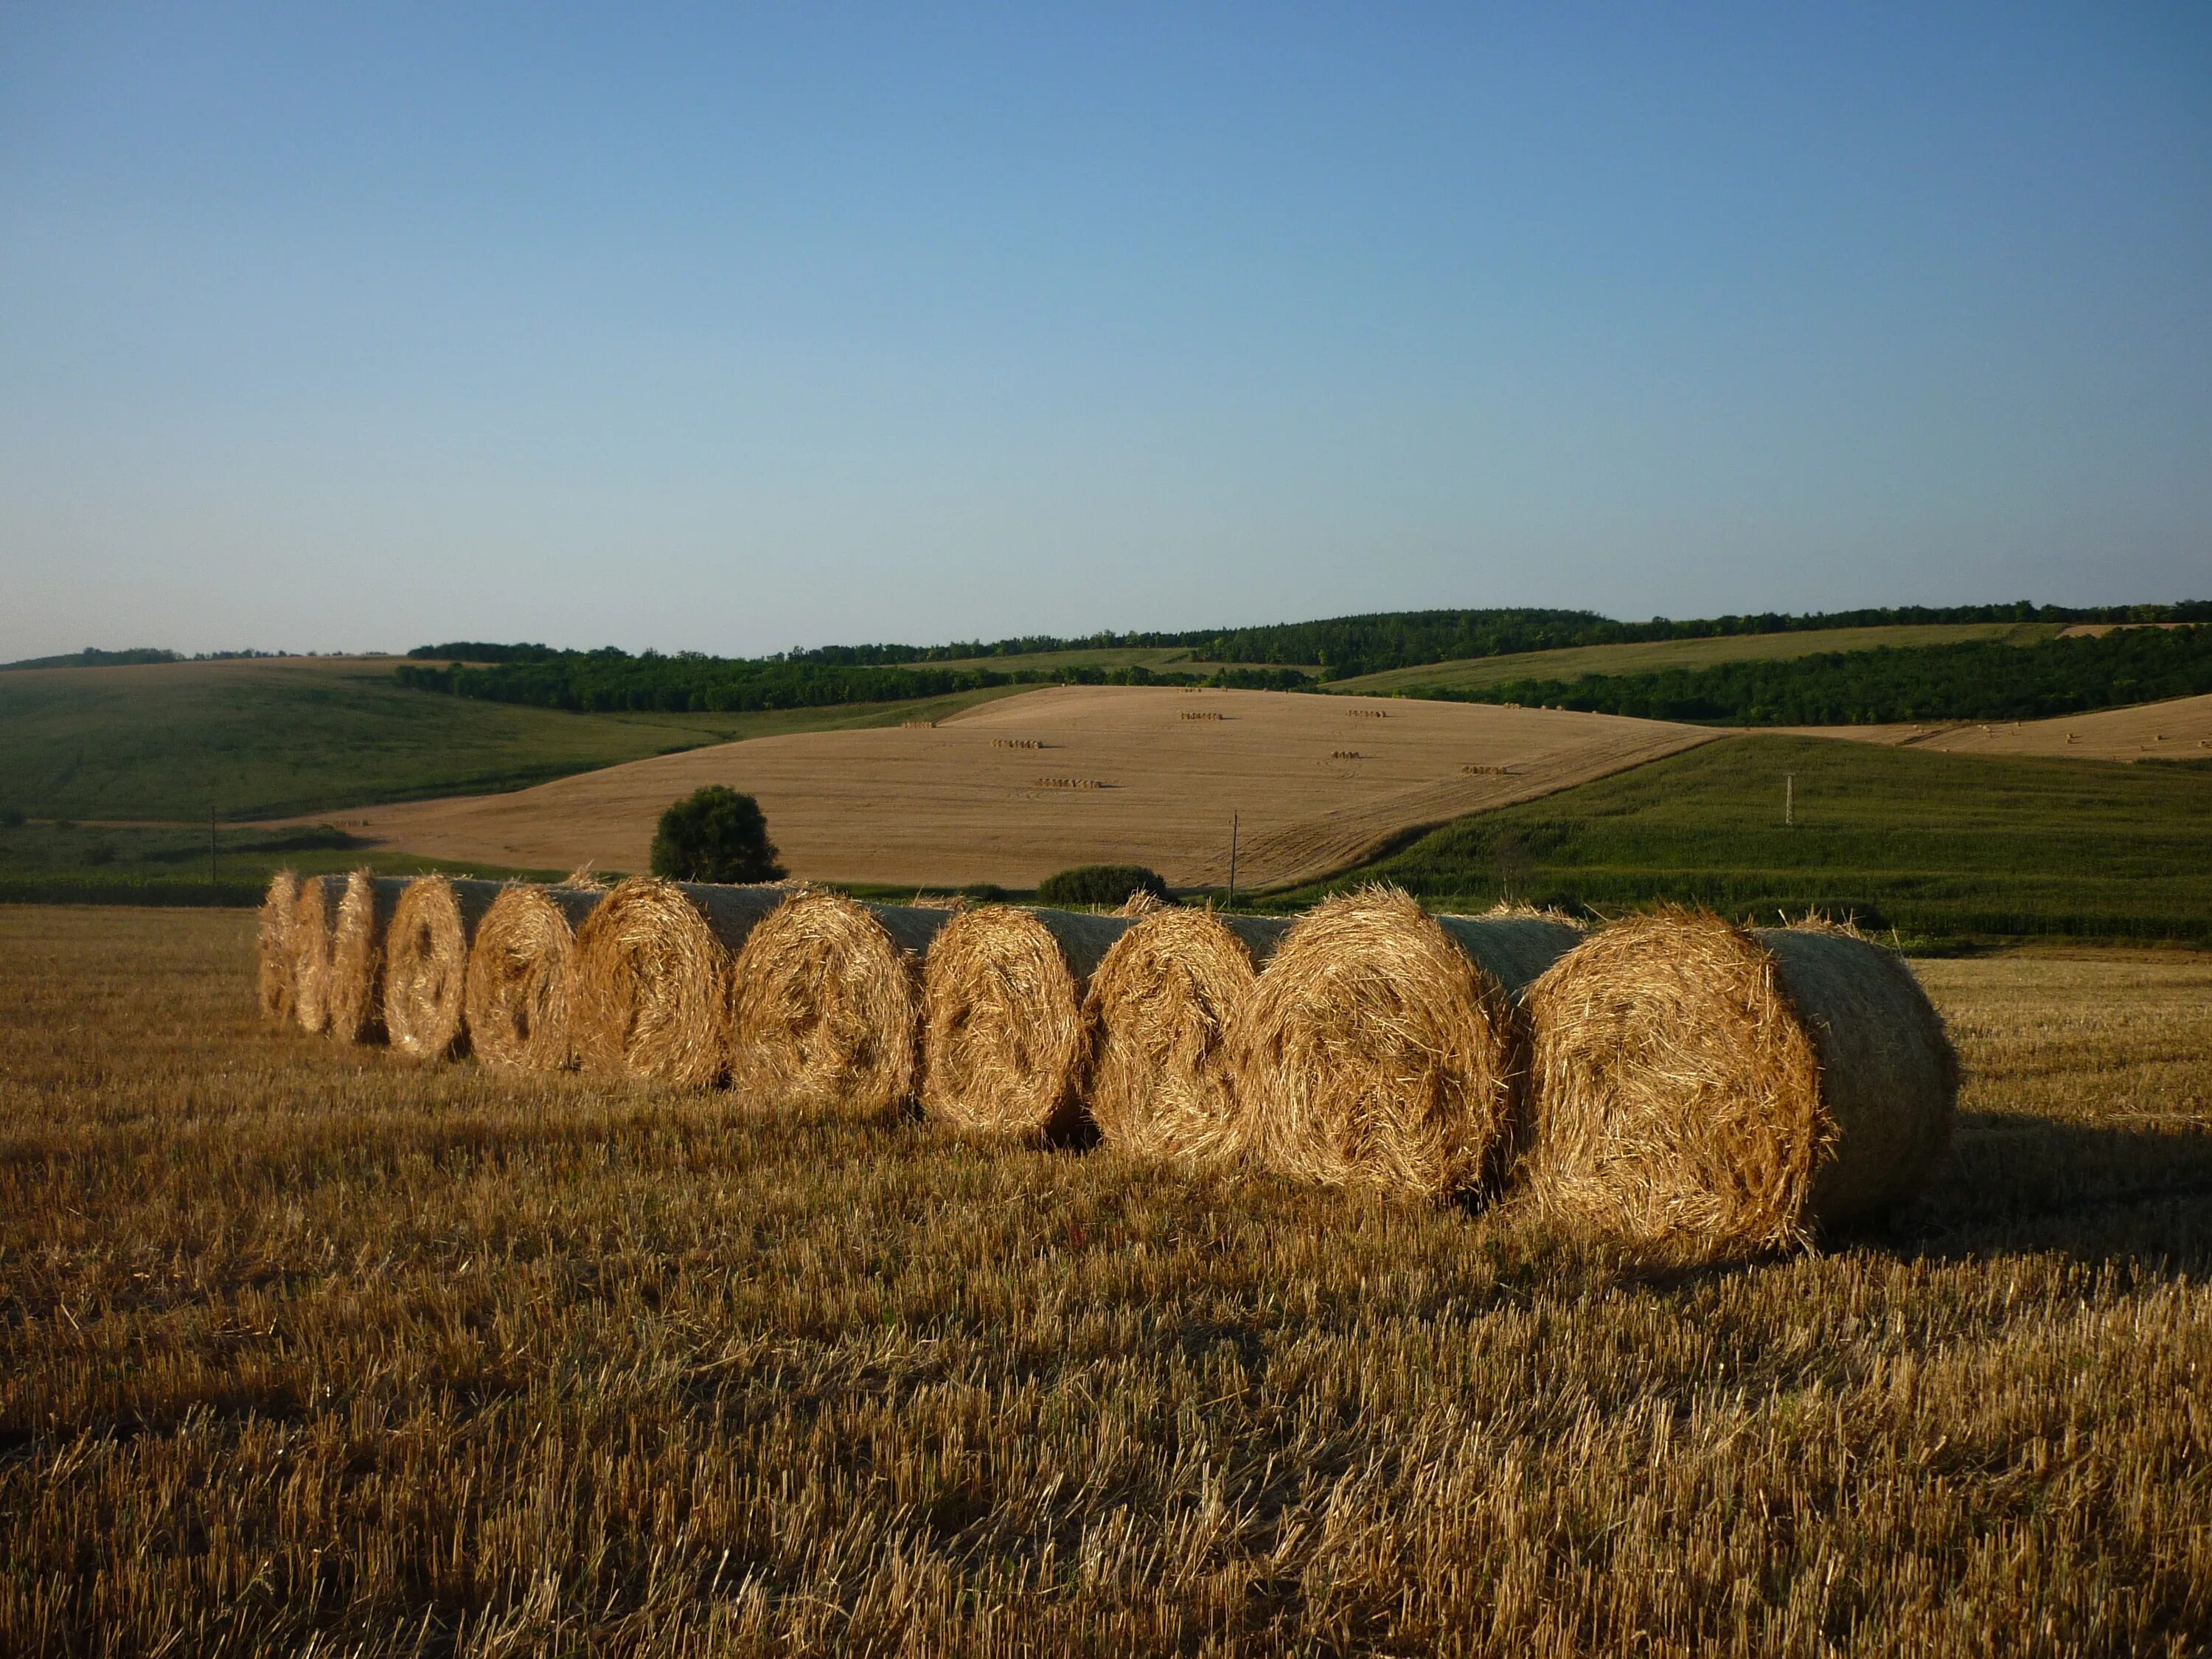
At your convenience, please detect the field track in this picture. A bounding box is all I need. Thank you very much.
[1785,690,2212,762]
[319,686,1715,888]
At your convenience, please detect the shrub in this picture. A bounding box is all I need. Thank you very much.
[959,883,1009,903]
[0,807,23,829]
[83,841,117,866]
[650,786,785,884]
[1037,864,1169,908]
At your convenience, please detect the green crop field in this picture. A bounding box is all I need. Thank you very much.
[0,657,1023,823]
[1327,622,2058,696]
[1270,734,2212,945]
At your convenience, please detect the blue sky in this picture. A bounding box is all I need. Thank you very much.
[2,4,2206,659]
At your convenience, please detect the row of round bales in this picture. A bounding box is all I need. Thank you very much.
[258,870,1958,1259]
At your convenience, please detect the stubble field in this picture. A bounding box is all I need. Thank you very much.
[2,906,2209,1656]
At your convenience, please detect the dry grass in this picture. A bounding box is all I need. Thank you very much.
[1230,888,1580,1200]
[1523,912,1959,1261]
[462,883,608,1072]
[727,890,952,1120]
[570,878,788,1089]
[324,685,1714,888]
[3,908,2211,1655]
[381,876,505,1062]
[1085,907,1290,1167]
[1783,689,2212,762]
[919,905,1133,1142]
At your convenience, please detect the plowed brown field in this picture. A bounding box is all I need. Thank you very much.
[321,686,1714,889]
[1784,691,2212,763]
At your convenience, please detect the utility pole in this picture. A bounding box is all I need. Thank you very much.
[1784,773,1795,828]
[209,804,218,891]
[1227,813,1239,910]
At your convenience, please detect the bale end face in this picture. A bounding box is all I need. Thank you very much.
[465,883,605,1072]
[1523,909,1958,1258]
[1085,907,1285,1166]
[325,872,409,1045]
[383,876,504,1062]
[257,870,302,1023]
[920,905,1128,1142]
[1229,887,1573,1201]
[290,876,337,1035]
[728,889,950,1119]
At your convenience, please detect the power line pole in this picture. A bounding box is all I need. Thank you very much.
[209,804,218,891]
[1227,813,1239,909]
[1784,773,1795,828]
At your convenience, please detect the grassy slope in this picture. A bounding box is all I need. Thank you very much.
[2,908,2207,1653]
[1274,734,2212,943]
[0,656,1022,821]
[1329,621,2057,695]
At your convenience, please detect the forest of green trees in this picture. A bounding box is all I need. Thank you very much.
[1416,624,2212,725]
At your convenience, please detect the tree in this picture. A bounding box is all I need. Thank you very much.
[1037,863,1169,908]
[650,786,785,884]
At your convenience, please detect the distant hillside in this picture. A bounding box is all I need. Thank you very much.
[2,647,184,671]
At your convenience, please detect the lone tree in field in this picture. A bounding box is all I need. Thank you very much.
[650,786,785,885]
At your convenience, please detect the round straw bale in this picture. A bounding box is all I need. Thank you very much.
[463,882,608,1071]
[727,888,954,1118]
[1085,908,1291,1166]
[919,905,1135,1141]
[324,871,411,1044]
[1229,886,1580,1200]
[257,869,301,1022]
[291,875,337,1035]
[381,875,507,1061]
[1521,910,1959,1256]
[571,877,790,1087]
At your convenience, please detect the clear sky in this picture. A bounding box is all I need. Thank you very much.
[2,4,2206,661]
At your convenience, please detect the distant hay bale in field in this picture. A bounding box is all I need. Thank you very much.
[1230,887,1580,1200]
[992,737,1046,749]
[920,905,1135,1141]
[381,875,505,1061]
[1178,711,1225,721]
[1034,776,1110,790]
[728,889,953,1119]
[325,871,410,1043]
[291,875,337,1034]
[1522,910,1959,1258]
[463,882,608,1071]
[257,869,301,1022]
[1087,907,1292,1166]
[571,877,790,1087]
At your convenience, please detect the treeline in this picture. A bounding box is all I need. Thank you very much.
[394,654,1310,714]
[409,600,2211,681]
[1413,625,2212,725]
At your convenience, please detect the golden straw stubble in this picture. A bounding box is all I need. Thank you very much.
[256,869,301,1023]
[1228,887,1579,1200]
[1521,909,1959,1258]
[381,875,506,1062]
[727,888,954,1119]
[571,877,790,1088]
[324,871,411,1044]
[290,875,337,1035]
[919,905,1134,1142]
[463,883,608,1071]
[1085,906,1290,1166]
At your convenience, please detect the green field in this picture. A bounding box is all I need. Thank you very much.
[1268,734,2212,945]
[1327,622,2057,696]
[0,657,1022,822]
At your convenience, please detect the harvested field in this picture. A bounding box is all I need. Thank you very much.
[321,686,1714,889]
[1784,689,2212,762]
[3,906,2209,1652]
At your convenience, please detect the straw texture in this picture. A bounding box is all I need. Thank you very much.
[290,876,337,1036]
[381,876,506,1062]
[1229,886,1579,1200]
[463,883,609,1072]
[1522,910,1959,1257]
[1085,908,1291,1166]
[571,877,790,1088]
[256,869,301,1023]
[728,888,955,1119]
[920,905,1134,1141]
[324,872,410,1044]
